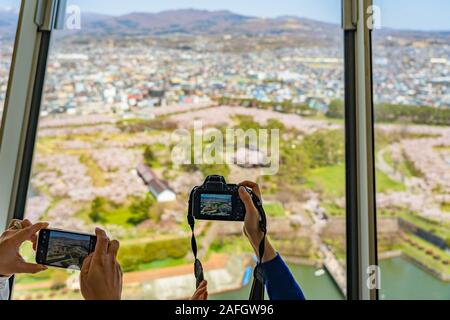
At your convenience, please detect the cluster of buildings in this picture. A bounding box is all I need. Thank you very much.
[3,40,346,117]
[1,35,448,121]
[373,38,450,107]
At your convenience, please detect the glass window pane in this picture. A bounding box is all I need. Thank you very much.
[374,0,450,300]
[0,0,20,126]
[14,0,346,300]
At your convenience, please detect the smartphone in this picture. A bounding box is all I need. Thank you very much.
[36,229,97,270]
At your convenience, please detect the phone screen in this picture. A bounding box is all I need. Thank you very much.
[38,230,96,270]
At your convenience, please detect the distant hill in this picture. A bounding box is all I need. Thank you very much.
[67,9,340,38]
[0,8,338,38]
[0,8,448,40]
[0,9,19,35]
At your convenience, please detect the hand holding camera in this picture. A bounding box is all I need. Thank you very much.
[188,176,278,300]
[80,228,122,300]
[0,220,48,277]
[239,181,277,263]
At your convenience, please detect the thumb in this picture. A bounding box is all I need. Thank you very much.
[239,187,259,223]
[16,262,48,274]
[13,223,49,245]
[239,187,254,211]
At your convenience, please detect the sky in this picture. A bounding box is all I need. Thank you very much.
[1,0,450,31]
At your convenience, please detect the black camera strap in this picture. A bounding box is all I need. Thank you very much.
[249,194,267,301]
[188,188,268,300]
[188,188,205,288]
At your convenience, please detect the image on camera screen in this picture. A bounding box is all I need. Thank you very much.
[200,194,233,217]
[46,231,91,269]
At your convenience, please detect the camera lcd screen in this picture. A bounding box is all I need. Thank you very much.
[46,231,93,269]
[200,193,233,217]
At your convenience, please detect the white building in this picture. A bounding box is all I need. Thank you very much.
[136,164,176,203]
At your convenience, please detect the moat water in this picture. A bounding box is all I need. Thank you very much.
[211,257,450,300]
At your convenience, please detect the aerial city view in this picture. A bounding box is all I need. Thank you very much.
[45,231,92,269]
[200,194,233,217]
[0,1,449,300]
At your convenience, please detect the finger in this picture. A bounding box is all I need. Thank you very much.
[94,228,109,259]
[198,280,207,289]
[21,219,33,228]
[239,187,261,240]
[7,219,15,229]
[31,233,38,251]
[23,220,38,251]
[239,187,258,214]
[8,219,20,229]
[9,219,34,231]
[81,254,93,274]
[107,240,120,258]
[192,287,207,300]
[191,281,207,299]
[116,263,123,277]
[239,181,262,200]
[13,223,49,244]
[15,262,47,274]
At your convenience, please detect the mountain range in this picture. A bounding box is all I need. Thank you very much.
[0,8,335,38]
[0,8,448,39]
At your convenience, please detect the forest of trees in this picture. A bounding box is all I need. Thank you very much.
[215,96,318,116]
[326,99,450,126]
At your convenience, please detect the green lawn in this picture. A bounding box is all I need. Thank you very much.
[79,154,109,187]
[133,257,188,272]
[305,164,346,197]
[305,164,406,198]
[401,234,450,275]
[399,211,450,240]
[383,150,414,178]
[209,236,253,256]
[75,203,136,227]
[322,202,345,217]
[103,205,136,225]
[263,202,286,217]
[376,170,407,193]
[441,202,450,213]
[434,145,450,152]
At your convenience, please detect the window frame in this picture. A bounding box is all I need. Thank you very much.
[342,0,378,300]
[0,0,379,300]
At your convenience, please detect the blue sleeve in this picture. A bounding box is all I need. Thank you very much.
[261,254,306,300]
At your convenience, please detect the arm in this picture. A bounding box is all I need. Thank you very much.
[238,182,306,301]
[261,254,305,300]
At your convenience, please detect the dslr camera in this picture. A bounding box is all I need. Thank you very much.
[190,175,250,221]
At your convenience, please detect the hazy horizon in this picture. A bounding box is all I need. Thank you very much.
[1,0,450,32]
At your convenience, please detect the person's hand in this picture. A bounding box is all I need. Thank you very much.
[0,220,48,277]
[239,181,277,263]
[191,280,208,300]
[80,228,122,300]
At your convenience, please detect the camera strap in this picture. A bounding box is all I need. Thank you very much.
[187,188,204,288]
[187,188,268,301]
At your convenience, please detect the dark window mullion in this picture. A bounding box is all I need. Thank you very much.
[344,30,360,300]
